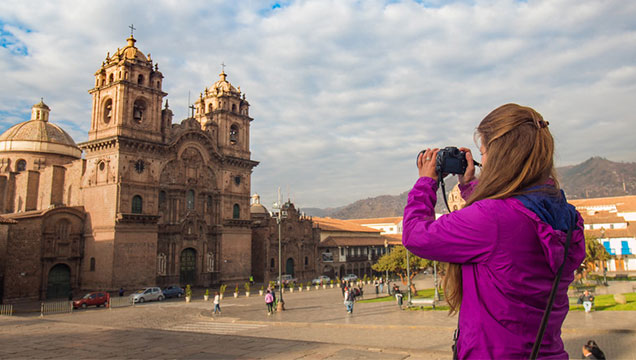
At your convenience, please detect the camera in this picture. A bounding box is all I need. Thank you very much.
[417,146,469,175]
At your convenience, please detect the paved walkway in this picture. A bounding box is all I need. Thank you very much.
[1,282,635,359]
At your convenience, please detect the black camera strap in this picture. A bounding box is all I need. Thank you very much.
[529,223,573,360]
[438,174,453,214]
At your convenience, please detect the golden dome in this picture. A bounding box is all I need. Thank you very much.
[208,72,240,97]
[109,36,151,64]
[0,100,81,159]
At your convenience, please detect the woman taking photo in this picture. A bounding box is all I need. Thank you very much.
[403,104,585,359]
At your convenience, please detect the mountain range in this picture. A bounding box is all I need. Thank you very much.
[302,157,636,219]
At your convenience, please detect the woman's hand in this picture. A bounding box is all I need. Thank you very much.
[458,147,476,185]
[417,148,439,181]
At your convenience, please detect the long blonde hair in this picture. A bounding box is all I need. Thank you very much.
[443,103,559,314]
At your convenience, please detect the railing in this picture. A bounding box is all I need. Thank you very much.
[109,296,134,309]
[40,300,73,317]
[0,304,12,316]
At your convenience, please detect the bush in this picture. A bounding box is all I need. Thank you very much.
[185,285,192,297]
[234,284,239,293]
[219,284,227,295]
[204,289,209,296]
[244,282,250,292]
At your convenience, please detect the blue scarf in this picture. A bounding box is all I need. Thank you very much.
[514,187,577,232]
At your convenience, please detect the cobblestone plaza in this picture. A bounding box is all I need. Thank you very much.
[1,281,635,359]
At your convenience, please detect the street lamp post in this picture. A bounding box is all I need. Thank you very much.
[433,261,440,302]
[273,189,287,311]
[384,240,389,293]
[406,248,411,305]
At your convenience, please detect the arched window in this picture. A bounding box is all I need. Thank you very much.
[231,104,236,112]
[186,190,195,210]
[103,99,112,124]
[16,159,26,172]
[233,204,240,219]
[229,125,238,145]
[132,195,143,214]
[137,74,144,85]
[133,99,146,123]
[207,195,213,212]
[109,73,114,83]
[159,191,167,209]
[304,256,308,266]
[208,104,213,113]
[156,81,160,89]
[90,257,96,272]
[270,258,275,268]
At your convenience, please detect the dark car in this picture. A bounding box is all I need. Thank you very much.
[73,292,109,309]
[162,285,184,298]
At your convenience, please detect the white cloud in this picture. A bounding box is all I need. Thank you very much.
[0,0,635,209]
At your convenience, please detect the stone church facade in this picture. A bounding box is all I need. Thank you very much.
[0,35,257,302]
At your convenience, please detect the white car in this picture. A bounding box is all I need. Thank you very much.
[342,274,358,282]
[312,275,331,285]
[130,287,164,303]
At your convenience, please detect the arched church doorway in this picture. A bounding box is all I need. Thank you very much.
[47,264,71,299]
[285,258,294,277]
[180,248,197,285]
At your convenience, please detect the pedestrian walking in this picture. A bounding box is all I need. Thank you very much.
[341,280,346,297]
[379,278,384,294]
[265,290,274,315]
[344,287,355,314]
[395,288,403,309]
[374,279,379,295]
[212,292,221,315]
[118,287,124,297]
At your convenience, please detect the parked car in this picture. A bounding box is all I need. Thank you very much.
[73,292,109,309]
[162,285,184,298]
[130,287,164,303]
[311,275,331,285]
[342,274,358,282]
[276,274,297,286]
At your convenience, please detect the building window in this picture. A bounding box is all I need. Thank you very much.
[207,195,213,211]
[340,248,344,256]
[270,258,275,268]
[90,257,96,271]
[16,159,26,172]
[132,195,143,214]
[231,104,236,112]
[109,73,114,83]
[159,191,167,209]
[186,190,195,210]
[137,74,144,85]
[304,256,308,266]
[233,204,240,219]
[156,81,161,89]
[234,176,241,185]
[230,125,238,145]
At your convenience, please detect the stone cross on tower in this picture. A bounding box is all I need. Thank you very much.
[221,62,226,73]
[129,24,136,37]
[189,104,196,118]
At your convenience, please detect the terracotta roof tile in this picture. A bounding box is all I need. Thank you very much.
[383,233,402,245]
[346,217,403,225]
[318,236,388,247]
[580,211,627,224]
[570,195,636,212]
[313,217,381,233]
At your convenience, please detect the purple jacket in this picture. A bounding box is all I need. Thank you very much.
[403,177,585,359]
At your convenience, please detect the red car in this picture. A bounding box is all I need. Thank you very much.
[73,292,110,309]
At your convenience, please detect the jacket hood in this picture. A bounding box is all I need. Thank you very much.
[513,188,584,274]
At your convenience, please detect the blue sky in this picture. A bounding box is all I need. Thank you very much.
[0,0,635,209]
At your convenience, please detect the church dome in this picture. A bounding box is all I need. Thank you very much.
[250,194,269,215]
[0,100,82,159]
[208,72,240,97]
[109,36,151,64]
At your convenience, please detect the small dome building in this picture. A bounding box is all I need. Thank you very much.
[0,99,81,173]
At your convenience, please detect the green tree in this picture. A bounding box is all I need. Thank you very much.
[372,245,432,294]
[582,234,610,276]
